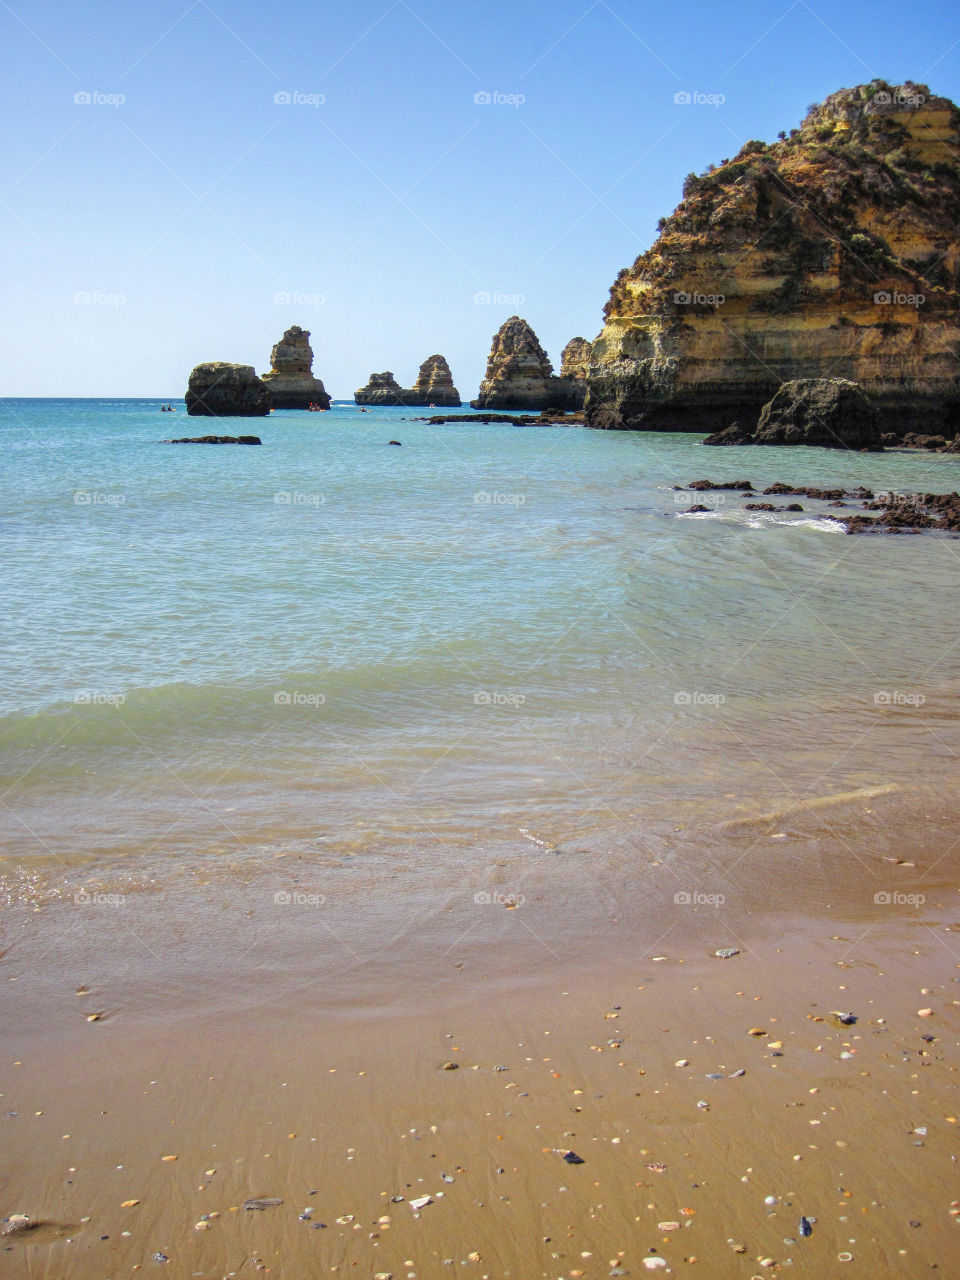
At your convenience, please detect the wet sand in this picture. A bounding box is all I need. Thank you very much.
[2,897,959,1280]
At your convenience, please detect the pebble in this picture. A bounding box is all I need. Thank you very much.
[764,1196,777,1206]
[643,1259,667,1270]
[409,1197,432,1211]
[675,1059,690,1068]
[1,1215,32,1236]
[918,1009,933,1018]
[152,1253,169,1263]
[715,948,740,960]
[441,1062,459,1071]
[563,1151,586,1165]
[244,1198,282,1211]
[194,1221,211,1231]
[121,1200,140,1208]
[799,1216,812,1237]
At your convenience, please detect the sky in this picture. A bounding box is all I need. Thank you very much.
[1,0,958,399]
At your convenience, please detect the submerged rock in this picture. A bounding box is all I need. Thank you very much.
[261,326,331,410]
[185,363,271,417]
[168,435,261,444]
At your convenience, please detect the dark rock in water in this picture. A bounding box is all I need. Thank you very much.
[686,504,711,513]
[261,326,331,410]
[836,490,960,534]
[902,432,947,450]
[799,1216,813,1237]
[388,440,402,446]
[703,421,754,446]
[168,435,261,445]
[356,356,461,406]
[744,502,777,511]
[753,378,882,450]
[563,1151,585,1165]
[688,479,755,491]
[185,362,271,417]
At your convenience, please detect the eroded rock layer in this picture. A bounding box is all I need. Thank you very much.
[185,363,271,417]
[472,317,584,411]
[586,82,960,435]
[261,326,330,410]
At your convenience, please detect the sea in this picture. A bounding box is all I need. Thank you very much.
[2,398,959,963]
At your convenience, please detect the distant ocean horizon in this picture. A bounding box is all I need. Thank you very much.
[3,396,959,935]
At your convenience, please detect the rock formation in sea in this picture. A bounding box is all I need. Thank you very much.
[704,378,882,449]
[355,357,461,406]
[471,317,584,410]
[586,81,960,436]
[260,326,331,410]
[558,337,591,408]
[185,363,272,417]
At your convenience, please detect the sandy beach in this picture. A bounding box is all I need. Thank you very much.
[3,851,959,1279]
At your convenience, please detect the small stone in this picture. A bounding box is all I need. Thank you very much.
[1,1215,32,1236]
[918,1009,933,1018]
[194,1221,211,1231]
[121,1200,140,1208]
[441,1062,458,1071]
[715,948,740,959]
[658,1220,680,1230]
[643,1259,667,1270]
[675,1059,689,1068]
[244,1198,283,1211]
[409,1197,432,1211]
[748,1028,767,1036]
[563,1151,585,1165]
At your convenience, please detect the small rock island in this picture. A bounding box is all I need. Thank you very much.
[355,355,461,406]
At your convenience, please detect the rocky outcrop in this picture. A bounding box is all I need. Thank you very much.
[413,354,461,405]
[587,81,960,437]
[472,317,584,410]
[355,357,461,406]
[168,434,261,444]
[260,326,330,410]
[355,372,406,405]
[559,337,591,408]
[753,378,881,448]
[185,363,271,417]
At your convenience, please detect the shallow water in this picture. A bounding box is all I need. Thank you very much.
[2,398,959,925]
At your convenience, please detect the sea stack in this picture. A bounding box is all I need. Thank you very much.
[559,337,591,408]
[260,326,331,410]
[586,82,960,437]
[355,357,461,406]
[185,363,272,417]
[413,354,461,406]
[471,317,583,411]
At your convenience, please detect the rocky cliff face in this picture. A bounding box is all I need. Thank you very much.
[260,326,331,410]
[356,357,461,406]
[586,82,960,435]
[185,363,272,417]
[413,354,461,405]
[559,337,591,408]
[472,317,584,410]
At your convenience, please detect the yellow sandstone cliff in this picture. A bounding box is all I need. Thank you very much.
[585,82,960,435]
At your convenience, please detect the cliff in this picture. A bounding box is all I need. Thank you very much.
[260,326,330,410]
[185,363,271,417]
[355,356,461,406]
[471,317,584,410]
[586,81,960,435]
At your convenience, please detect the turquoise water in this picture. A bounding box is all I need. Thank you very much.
[2,398,960,912]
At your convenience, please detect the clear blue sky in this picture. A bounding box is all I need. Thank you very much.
[1,0,957,399]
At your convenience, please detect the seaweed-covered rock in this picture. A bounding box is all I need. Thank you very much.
[753,378,881,449]
[185,363,271,417]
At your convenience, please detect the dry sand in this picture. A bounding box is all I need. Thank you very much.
[2,904,959,1279]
